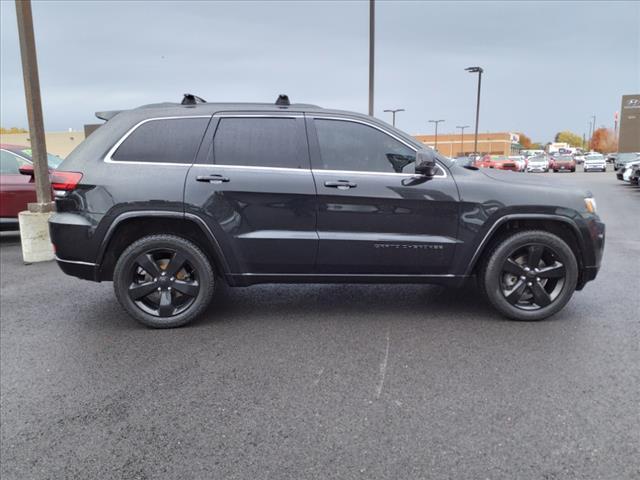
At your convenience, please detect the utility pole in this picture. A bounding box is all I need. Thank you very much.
[428,119,445,150]
[15,0,51,211]
[368,0,375,116]
[15,0,55,263]
[456,125,470,156]
[383,108,404,127]
[465,66,483,154]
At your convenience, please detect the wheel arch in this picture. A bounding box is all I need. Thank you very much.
[467,214,587,287]
[97,211,230,281]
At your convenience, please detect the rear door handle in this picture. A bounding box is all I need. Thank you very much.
[196,174,230,183]
[324,180,357,190]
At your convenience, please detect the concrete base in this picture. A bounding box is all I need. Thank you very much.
[18,211,54,263]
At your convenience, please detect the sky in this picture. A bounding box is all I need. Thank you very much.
[1,0,638,143]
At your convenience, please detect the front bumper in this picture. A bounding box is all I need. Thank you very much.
[577,216,605,289]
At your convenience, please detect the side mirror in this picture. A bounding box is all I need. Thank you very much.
[415,150,438,176]
[18,164,34,176]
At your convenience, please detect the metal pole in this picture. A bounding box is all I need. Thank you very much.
[368,0,374,116]
[428,119,444,151]
[15,0,52,212]
[473,70,482,154]
[383,109,404,127]
[456,125,469,156]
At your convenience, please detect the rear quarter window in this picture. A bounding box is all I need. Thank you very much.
[111,117,209,163]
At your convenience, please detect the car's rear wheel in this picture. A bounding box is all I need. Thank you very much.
[479,230,578,321]
[114,234,215,328]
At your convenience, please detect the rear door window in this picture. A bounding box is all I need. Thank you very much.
[211,117,306,169]
[111,117,209,163]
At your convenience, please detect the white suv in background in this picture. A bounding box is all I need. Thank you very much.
[583,153,607,172]
[526,155,549,173]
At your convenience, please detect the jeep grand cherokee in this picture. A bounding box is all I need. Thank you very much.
[49,94,605,328]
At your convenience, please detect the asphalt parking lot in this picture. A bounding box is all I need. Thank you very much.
[1,169,638,479]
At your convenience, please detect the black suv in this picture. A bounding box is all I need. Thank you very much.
[49,95,605,328]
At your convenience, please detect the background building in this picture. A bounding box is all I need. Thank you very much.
[0,130,84,158]
[414,132,522,157]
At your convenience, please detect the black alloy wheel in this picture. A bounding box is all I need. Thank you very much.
[480,230,578,321]
[500,244,566,310]
[128,249,200,317]
[114,235,215,328]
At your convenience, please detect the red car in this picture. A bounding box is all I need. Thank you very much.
[0,144,62,231]
[474,155,518,171]
[550,154,576,173]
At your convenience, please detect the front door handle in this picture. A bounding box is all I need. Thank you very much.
[324,180,357,190]
[196,174,230,183]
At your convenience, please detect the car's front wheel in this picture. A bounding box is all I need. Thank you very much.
[114,234,215,328]
[479,230,578,321]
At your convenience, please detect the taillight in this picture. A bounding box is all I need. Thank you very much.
[51,171,83,191]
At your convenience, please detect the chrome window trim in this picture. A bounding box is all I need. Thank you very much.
[191,163,310,173]
[103,115,212,164]
[310,115,447,178]
[312,168,445,178]
[212,113,304,119]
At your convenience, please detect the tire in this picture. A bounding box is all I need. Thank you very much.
[571,168,575,172]
[479,230,578,321]
[114,234,215,328]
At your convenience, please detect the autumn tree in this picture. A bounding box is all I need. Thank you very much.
[518,132,533,149]
[589,128,618,153]
[554,131,583,147]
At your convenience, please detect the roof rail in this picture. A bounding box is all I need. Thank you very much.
[181,93,207,105]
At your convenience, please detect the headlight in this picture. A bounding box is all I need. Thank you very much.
[584,197,597,214]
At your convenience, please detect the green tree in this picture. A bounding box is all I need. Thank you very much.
[554,131,582,147]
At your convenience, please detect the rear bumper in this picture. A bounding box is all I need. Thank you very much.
[54,255,99,281]
[49,213,99,281]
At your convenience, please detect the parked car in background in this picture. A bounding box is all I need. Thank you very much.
[551,154,576,172]
[583,153,607,172]
[508,155,526,172]
[488,155,519,171]
[474,155,493,169]
[573,152,585,164]
[48,95,605,327]
[630,164,640,185]
[526,155,549,173]
[606,152,618,164]
[614,152,640,179]
[0,144,62,231]
[622,160,640,183]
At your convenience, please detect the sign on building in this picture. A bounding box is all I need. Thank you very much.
[618,94,640,153]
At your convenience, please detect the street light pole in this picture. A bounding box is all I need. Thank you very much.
[15,0,51,212]
[428,119,445,150]
[368,0,375,116]
[456,125,470,156]
[465,66,484,154]
[383,108,405,127]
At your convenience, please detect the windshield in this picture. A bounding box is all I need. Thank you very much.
[529,156,546,162]
[557,155,573,161]
[586,154,604,160]
[618,153,639,162]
